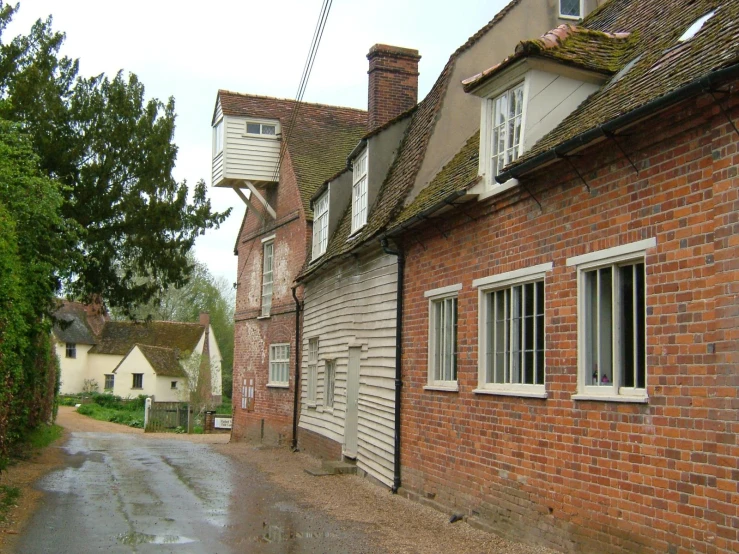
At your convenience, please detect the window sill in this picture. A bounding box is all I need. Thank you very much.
[267,383,289,389]
[131,388,143,391]
[572,394,648,404]
[257,315,271,320]
[473,177,520,202]
[473,388,547,399]
[423,385,459,393]
[307,402,317,409]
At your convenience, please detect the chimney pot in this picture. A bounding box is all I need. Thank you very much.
[367,44,421,133]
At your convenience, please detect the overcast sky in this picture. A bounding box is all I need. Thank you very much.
[8,0,510,283]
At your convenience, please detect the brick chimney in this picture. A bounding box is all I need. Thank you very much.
[199,312,210,327]
[367,44,421,133]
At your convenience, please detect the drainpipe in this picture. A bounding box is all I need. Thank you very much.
[291,284,301,451]
[381,237,403,494]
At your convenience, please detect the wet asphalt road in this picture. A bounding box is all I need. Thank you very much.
[15,432,374,553]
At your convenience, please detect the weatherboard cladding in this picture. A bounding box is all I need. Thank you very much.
[506,0,736,169]
[89,321,204,356]
[217,91,367,220]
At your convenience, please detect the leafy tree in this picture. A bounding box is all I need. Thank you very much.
[0,3,230,314]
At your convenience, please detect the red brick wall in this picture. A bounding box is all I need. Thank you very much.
[232,151,306,445]
[367,44,420,133]
[298,426,343,461]
[399,90,739,553]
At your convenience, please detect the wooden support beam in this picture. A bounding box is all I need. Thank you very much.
[242,180,277,219]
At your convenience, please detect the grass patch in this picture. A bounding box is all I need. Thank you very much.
[76,404,145,428]
[0,485,20,523]
[24,425,63,450]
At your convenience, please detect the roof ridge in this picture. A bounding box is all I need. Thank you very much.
[218,90,367,115]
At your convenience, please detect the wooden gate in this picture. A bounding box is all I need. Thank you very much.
[145,401,189,432]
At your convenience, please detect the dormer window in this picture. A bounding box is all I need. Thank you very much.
[246,122,277,136]
[490,83,524,180]
[213,119,224,156]
[351,148,368,233]
[312,190,329,259]
[559,0,581,19]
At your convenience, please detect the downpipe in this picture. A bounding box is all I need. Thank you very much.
[381,238,403,494]
[291,284,301,451]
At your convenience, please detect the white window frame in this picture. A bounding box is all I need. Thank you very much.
[473,263,552,398]
[65,342,76,359]
[324,359,335,409]
[424,284,462,391]
[261,238,274,317]
[490,82,525,181]
[567,239,654,403]
[170,381,178,390]
[245,121,278,137]
[312,190,329,260]
[351,148,368,234]
[213,118,224,156]
[307,338,318,406]
[268,343,290,387]
[559,0,582,19]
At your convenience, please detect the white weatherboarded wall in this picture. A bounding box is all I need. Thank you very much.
[300,246,398,487]
[221,117,281,185]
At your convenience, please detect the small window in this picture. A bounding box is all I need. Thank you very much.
[269,344,290,386]
[241,377,255,411]
[312,191,329,259]
[429,296,458,387]
[351,149,368,233]
[324,360,335,409]
[132,374,143,389]
[490,83,524,179]
[104,374,114,390]
[307,338,318,405]
[559,0,581,18]
[213,119,224,156]
[246,122,278,136]
[171,381,178,390]
[65,343,76,359]
[261,241,274,317]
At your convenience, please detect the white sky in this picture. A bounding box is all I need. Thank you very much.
[8,0,510,283]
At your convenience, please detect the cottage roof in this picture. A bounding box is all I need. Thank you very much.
[135,344,186,378]
[500,0,735,176]
[298,1,523,280]
[89,320,204,356]
[52,301,98,345]
[217,91,368,220]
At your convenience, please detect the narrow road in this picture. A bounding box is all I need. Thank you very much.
[15,408,376,553]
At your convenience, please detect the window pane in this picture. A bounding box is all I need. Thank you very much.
[635,263,646,388]
[620,265,635,388]
[262,125,276,135]
[598,267,613,385]
[584,269,597,385]
[560,0,580,16]
[247,123,260,134]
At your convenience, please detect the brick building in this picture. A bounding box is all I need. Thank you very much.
[210,91,366,444]
[382,0,739,552]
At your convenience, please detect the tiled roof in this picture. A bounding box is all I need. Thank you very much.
[298,1,525,279]
[506,0,735,171]
[52,301,98,345]
[89,321,204,356]
[389,131,481,231]
[463,25,635,91]
[136,345,186,378]
[217,91,367,220]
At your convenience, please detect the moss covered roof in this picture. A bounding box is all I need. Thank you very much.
[136,345,186,378]
[89,321,204,356]
[218,92,368,220]
[390,132,480,229]
[52,301,98,345]
[508,0,735,169]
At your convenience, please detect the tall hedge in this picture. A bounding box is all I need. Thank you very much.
[0,118,73,462]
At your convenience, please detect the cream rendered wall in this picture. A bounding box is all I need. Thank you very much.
[154,376,187,403]
[56,342,94,394]
[300,247,398,487]
[405,0,607,205]
[87,353,122,393]
[112,347,157,399]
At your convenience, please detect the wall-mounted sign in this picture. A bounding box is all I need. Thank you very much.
[214,417,232,429]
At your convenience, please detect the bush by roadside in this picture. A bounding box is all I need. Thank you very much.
[74,394,146,429]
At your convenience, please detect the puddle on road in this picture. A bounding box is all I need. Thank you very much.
[117,532,196,545]
[256,524,335,543]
